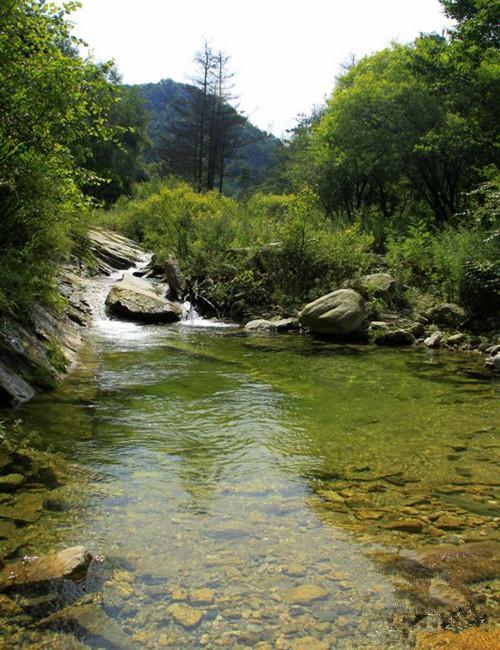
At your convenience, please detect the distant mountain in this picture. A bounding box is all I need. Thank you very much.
[131,78,281,196]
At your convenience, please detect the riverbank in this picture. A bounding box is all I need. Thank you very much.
[0,229,147,408]
[0,323,498,649]
[0,229,498,649]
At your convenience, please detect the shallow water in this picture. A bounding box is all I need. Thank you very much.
[1,278,499,648]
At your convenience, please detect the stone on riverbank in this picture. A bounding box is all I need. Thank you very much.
[360,273,396,297]
[0,473,25,492]
[372,329,415,347]
[245,318,298,332]
[299,289,365,336]
[424,331,443,348]
[485,352,500,371]
[164,256,186,301]
[428,303,465,328]
[106,275,183,323]
[0,546,92,591]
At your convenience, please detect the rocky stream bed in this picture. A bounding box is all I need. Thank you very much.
[0,230,498,649]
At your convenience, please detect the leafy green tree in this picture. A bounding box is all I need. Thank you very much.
[0,1,117,314]
[75,83,150,205]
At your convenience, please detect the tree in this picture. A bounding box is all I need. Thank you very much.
[75,83,150,205]
[0,1,119,314]
[155,43,245,194]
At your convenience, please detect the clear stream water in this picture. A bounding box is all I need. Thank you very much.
[1,270,499,649]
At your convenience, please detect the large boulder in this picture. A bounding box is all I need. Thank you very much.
[105,275,183,323]
[299,289,365,336]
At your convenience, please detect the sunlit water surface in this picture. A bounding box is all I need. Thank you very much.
[2,272,499,649]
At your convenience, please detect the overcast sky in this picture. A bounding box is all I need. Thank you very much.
[73,0,451,137]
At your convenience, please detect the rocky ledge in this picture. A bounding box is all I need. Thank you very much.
[0,229,147,408]
[105,275,183,323]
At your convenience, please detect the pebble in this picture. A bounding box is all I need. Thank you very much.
[289,636,330,650]
[189,588,215,605]
[284,584,329,605]
[167,603,204,629]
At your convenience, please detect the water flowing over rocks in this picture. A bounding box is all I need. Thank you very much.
[0,228,147,407]
[105,274,183,323]
[299,289,366,336]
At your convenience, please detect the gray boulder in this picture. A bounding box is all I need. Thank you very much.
[485,353,500,372]
[299,289,365,336]
[360,273,396,296]
[424,331,444,348]
[245,318,298,332]
[106,275,183,323]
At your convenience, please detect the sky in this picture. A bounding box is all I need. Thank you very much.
[72,0,452,137]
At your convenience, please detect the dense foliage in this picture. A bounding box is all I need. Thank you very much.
[1,0,498,326]
[99,182,374,316]
[0,1,149,316]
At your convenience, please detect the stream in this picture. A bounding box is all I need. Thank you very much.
[0,266,499,649]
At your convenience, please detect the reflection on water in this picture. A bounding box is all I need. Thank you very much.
[1,282,499,647]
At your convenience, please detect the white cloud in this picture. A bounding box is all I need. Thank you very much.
[72,0,451,136]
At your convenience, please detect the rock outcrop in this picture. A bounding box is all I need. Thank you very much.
[87,228,146,274]
[164,255,186,301]
[0,229,146,407]
[105,275,183,323]
[299,289,365,336]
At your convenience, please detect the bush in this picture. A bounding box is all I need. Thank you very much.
[387,221,499,312]
[97,182,375,316]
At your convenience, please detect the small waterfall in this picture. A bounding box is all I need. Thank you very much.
[86,253,153,327]
[180,300,232,328]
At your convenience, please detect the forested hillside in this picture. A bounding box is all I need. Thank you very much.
[134,78,280,196]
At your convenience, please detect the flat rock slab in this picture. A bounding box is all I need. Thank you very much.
[106,275,183,323]
[88,228,145,272]
[0,473,25,492]
[0,546,92,591]
[0,493,43,524]
[245,318,298,332]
